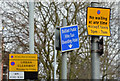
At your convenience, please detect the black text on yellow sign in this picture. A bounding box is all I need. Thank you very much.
[9,54,38,72]
[9,60,38,72]
[9,54,37,60]
[87,7,111,36]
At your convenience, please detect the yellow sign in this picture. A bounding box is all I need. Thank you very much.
[9,60,38,71]
[9,54,38,72]
[9,54,37,60]
[87,7,110,36]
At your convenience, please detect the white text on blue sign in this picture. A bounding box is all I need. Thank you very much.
[60,25,79,52]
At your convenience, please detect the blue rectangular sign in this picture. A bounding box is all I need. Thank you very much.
[60,25,79,52]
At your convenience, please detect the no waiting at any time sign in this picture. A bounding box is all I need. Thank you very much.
[87,7,111,36]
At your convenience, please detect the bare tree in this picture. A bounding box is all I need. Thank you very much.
[1,1,119,79]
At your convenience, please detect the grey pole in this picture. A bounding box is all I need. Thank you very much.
[29,0,34,54]
[61,18,67,79]
[91,2,100,80]
[29,0,34,81]
[54,31,57,79]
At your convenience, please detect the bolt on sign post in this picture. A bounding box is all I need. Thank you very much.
[87,7,111,36]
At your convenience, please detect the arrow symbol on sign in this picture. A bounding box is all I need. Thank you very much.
[69,44,72,48]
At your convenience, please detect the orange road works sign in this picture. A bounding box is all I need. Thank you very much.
[87,7,111,36]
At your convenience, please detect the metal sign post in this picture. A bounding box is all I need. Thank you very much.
[60,18,79,79]
[87,2,110,80]
[54,31,57,79]
[29,0,35,81]
[91,2,100,80]
[29,0,34,54]
[61,18,67,79]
